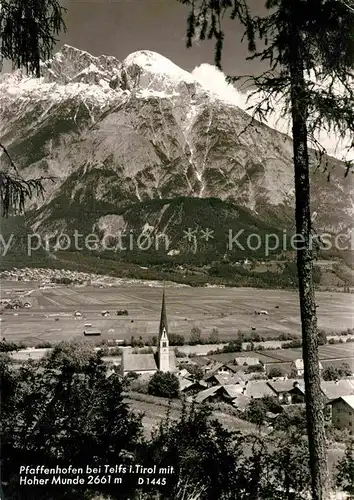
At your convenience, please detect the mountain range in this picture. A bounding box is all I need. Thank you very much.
[0,45,353,286]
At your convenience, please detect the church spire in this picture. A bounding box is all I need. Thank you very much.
[158,284,168,340]
[157,284,170,372]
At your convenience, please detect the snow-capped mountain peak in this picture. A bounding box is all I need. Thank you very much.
[0,44,352,245]
[122,50,195,82]
[121,50,200,95]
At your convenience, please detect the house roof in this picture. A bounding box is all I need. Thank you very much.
[224,363,238,373]
[267,379,302,393]
[341,395,354,409]
[328,395,354,410]
[178,368,192,379]
[321,380,354,400]
[179,379,208,391]
[178,377,195,391]
[288,384,306,395]
[193,385,221,403]
[205,373,242,385]
[122,352,157,372]
[234,357,260,366]
[204,361,225,374]
[243,380,275,398]
[221,384,243,399]
[192,357,212,367]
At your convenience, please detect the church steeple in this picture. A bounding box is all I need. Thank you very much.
[158,285,168,341]
[158,285,170,372]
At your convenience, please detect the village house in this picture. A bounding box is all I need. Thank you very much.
[191,357,214,372]
[222,363,239,374]
[267,380,306,404]
[219,384,244,402]
[240,380,275,399]
[189,386,221,404]
[204,361,229,377]
[121,289,177,376]
[321,379,354,400]
[178,368,192,379]
[327,395,354,432]
[179,378,208,395]
[234,356,261,367]
[178,377,195,392]
[287,382,306,404]
[291,358,323,377]
[205,372,244,387]
[263,379,354,406]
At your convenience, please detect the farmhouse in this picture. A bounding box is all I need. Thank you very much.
[191,357,213,371]
[327,395,354,432]
[267,380,306,404]
[219,384,243,401]
[234,357,261,367]
[121,289,176,376]
[241,380,275,399]
[179,378,208,394]
[321,380,354,400]
[204,361,228,377]
[291,358,323,377]
[205,373,243,387]
[190,386,221,404]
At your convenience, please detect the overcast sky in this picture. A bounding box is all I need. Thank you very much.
[58,0,266,76]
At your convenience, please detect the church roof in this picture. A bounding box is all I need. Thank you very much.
[122,349,177,373]
[122,352,157,372]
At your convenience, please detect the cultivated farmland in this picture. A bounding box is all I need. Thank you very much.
[1,280,353,346]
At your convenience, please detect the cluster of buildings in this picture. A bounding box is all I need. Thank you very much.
[121,289,176,375]
[120,290,354,433]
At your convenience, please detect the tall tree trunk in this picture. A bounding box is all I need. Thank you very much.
[288,9,330,500]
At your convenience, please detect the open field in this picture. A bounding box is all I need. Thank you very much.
[1,281,353,345]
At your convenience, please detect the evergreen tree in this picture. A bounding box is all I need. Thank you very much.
[178,1,354,498]
[336,439,354,497]
[0,0,66,216]
[0,346,143,500]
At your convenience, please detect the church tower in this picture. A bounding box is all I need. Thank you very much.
[157,287,170,372]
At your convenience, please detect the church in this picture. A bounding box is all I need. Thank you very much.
[121,288,177,376]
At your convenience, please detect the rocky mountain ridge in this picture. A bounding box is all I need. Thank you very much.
[0,45,352,269]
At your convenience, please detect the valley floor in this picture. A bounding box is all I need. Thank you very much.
[1,280,353,346]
